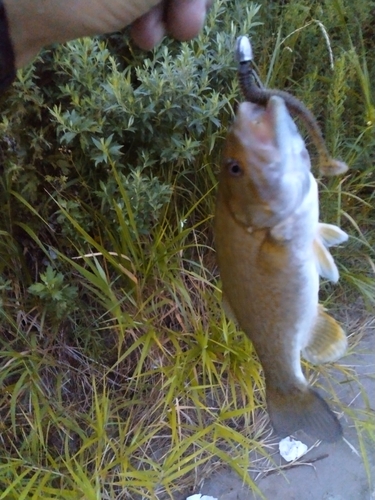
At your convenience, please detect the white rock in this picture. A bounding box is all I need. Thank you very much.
[186,495,218,500]
[279,436,308,462]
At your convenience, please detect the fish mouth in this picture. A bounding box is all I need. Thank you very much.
[232,96,298,168]
[244,96,293,143]
[266,96,298,144]
[266,95,290,126]
[232,96,305,176]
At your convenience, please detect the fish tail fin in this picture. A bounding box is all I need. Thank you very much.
[267,386,343,442]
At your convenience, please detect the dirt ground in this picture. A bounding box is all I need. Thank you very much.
[182,315,375,500]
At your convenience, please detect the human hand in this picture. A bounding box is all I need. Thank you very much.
[3,0,212,68]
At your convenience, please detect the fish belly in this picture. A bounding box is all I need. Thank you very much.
[215,191,343,441]
[215,203,318,389]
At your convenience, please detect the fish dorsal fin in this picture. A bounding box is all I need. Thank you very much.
[318,223,348,247]
[302,306,347,365]
[313,238,340,282]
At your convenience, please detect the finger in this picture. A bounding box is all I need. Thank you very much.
[130,3,166,51]
[166,0,212,41]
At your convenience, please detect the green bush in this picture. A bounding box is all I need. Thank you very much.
[1,2,262,248]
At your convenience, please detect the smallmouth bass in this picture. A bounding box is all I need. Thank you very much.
[214,96,348,441]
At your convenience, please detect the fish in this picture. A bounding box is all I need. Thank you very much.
[214,95,349,442]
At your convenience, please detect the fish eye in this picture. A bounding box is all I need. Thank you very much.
[226,160,243,176]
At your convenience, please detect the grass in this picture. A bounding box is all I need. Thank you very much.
[0,0,375,498]
[0,187,273,498]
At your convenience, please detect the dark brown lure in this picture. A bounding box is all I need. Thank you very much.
[235,36,348,177]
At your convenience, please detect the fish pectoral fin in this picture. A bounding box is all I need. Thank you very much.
[318,223,348,247]
[314,223,347,281]
[302,306,347,364]
[313,237,340,282]
[222,294,239,326]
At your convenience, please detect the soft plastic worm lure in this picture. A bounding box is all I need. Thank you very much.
[235,35,348,176]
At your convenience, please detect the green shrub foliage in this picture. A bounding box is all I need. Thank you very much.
[1,2,261,247]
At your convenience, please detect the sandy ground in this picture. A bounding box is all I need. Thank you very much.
[181,316,375,500]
